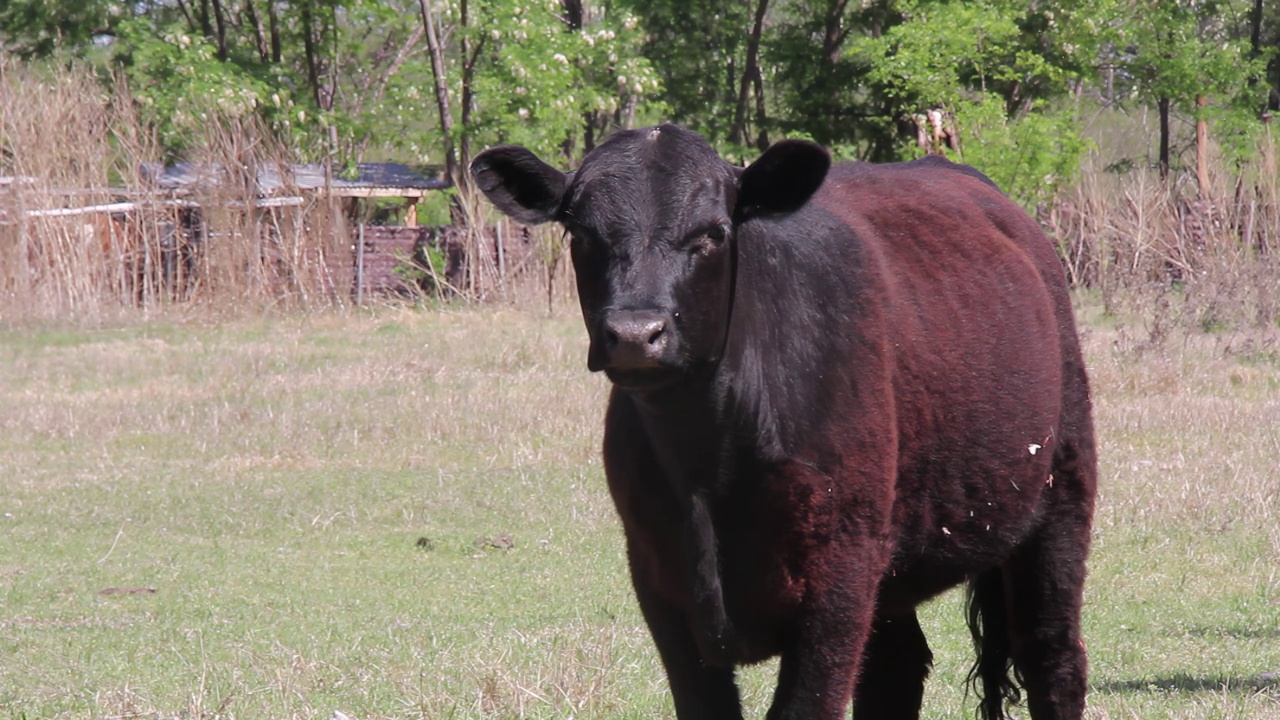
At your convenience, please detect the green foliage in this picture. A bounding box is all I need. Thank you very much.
[616,0,749,142]
[2,0,1278,190]
[110,18,295,157]
[951,96,1090,209]
[1108,0,1271,168]
[462,1,660,161]
[416,188,457,227]
[846,0,1099,202]
[764,0,879,155]
[1115,0,1264,110]
[0,0,116,58]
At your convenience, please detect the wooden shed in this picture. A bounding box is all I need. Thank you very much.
[143,161,452,299]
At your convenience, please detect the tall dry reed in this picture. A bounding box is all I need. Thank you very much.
[1046,128,1280,333]
[4,56,1278,327]
[0,59,350,323]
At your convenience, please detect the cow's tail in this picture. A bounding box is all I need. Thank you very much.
[966,568,1023,720]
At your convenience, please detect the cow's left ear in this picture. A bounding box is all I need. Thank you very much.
[471,146,569,225]
[735,140,830,221]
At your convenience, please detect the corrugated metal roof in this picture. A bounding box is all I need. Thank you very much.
[139,162,451,194]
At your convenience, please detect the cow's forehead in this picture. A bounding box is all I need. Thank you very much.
[565,126,734,238]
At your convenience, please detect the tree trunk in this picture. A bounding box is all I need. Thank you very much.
[562,0,584,29]
[175,0,198,34]
[198,0,214,40]
[210,0,228,61]
[459,0,474,173]
[562,0,590,157]
[245,0,270,63]
[752,59,769,151]
[1251,0,1264,60]
[1196,96,1209,197]
[820,0,852,130]
[268,0,281,63]
[1158,96,1171,180]
[301,2,323,109]
[730,0,770,148]
[418,0,457,183]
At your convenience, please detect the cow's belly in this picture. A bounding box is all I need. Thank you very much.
[876,455,1057,613]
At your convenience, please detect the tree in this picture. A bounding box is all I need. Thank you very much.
[845,0,1106,205]
[418,0,658,170]
[617,0,752,149]
[1116,0,1267,178]
[0,0,117,58]
[766,0,882,156]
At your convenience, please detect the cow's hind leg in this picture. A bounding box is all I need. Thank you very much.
[852,611,932,720]
[1004,442,1094,720]
[1005,531,1090,720]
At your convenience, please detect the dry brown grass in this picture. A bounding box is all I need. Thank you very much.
[1,300,1277,718]
[0,57,584,325]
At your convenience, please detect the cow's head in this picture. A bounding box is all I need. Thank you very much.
[471,123,829,392]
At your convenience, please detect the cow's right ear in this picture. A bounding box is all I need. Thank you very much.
[470,146,569,225]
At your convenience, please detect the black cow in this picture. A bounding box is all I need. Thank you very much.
[471,123,1097,720]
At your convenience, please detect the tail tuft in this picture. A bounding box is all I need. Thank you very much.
[966,568,1024,720]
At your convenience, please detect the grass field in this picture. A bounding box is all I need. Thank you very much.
[2,299,1278,720]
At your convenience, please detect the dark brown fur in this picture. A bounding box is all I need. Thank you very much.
[472,125,1097,720]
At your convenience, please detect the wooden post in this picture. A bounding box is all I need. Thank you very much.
[1158,97,1171,180]
[405,196,419,228]
[496,221,505,287]
[355,222,365,306]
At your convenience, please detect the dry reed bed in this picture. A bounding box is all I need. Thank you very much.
[5,61,1280,327]
[0,61,577,322]
[1047,138,1280,331]
[0,60,350,320]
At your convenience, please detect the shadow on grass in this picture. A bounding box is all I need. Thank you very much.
[1093,672,1280,695]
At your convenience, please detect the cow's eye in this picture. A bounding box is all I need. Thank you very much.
[687,224,729,256]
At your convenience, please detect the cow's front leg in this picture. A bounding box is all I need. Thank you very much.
[629,540,743,720]
[765,544,883,720]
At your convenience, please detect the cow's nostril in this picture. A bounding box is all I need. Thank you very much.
[643,321,666,347]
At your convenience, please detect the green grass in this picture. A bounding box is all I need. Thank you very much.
[2,302,1278,719]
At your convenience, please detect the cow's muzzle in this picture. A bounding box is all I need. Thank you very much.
[590,309,673,373]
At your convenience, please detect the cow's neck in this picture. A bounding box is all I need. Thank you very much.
[629,379,731,495]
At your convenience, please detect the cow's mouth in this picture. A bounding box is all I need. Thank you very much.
[603,366,683,393]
